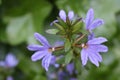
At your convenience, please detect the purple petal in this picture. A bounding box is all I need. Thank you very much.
[88,37,107,44]
[59,10,66,21]
[88,53,99,67]
[68,11,74,20]
[50,56,56,64]
[85,8,94,29]
[95,53,102,62]
[27,44,45,51]
[88,33,95,40]
[70,78,77,80]
[96,45,108,52]
[5,54,18,67]
[42,54,52,71]
[81,49,88,66]
[50,20,59,26]
[89,19,104,30]
[6,76,13,80]
[0,61,6,67]
[58,70,66,80]
[34,33,50,47]
[66,63,74,75]
[31,51,47,61]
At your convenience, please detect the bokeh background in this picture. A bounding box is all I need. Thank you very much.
[0,0,120,80]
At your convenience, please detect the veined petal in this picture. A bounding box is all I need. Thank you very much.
[95,53,102,62]
[89,19,104,30]
[68,11,74,20]
[81,49,88,66]
[91,52,102,62]
[96,45,108,52]
[85,8,94,29]
[31,51,47,61]
[59,10,66,21]
[27,44,45,51]
[34,33,51,47]
[88,37,107,44]
[88,53,99,67]
[42,54,52,71]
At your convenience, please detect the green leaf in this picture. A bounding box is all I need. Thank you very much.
[46,29,59,34]
[64,39,71,52]
[53,22,64,31]
[6,14,31,45]
[4,0,52,45]
[72,20,83,33]
[57,17,68,29]
[65,50,73,64]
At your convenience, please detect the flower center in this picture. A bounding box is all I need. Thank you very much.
[81,43,88,48]
[48,47,55,52]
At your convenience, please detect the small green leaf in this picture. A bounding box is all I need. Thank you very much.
[72,20,83,33]
[64,39,71,52]
[65,50,73,64]
[53,22,64,31]
[46,29,59,34]
[57,17,68,28]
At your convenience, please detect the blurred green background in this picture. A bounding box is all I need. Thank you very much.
[0,0,120,80]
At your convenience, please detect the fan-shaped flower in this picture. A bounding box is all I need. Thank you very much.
[27,32,55,71]
[81,37,108,67]
[85,8,104,33]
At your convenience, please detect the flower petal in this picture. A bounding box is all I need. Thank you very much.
[27,44,45,51]
[68,11,74,20]
[85,8,94,29]
[50,20,58,26]
[34,33,51,47]
[0,61,6,67]
[88,33,95,40]
[96,45,108,52]
[5,54,18,67]
[89,19,104,30]
[88,53,99,67]
[7,76,13,80]
[59,10,66,21]
[88,37,107,44]
[42,54,52,71]
[31,51,47,61]
[81,49,88,66]
[66,63,74,75]
[95,53,102,62]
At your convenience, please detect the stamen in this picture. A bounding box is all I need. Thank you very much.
[81,43,88,48]
[52,47,55,51]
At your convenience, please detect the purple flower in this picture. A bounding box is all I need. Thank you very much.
[50,10,74,26]
[70,78,77,80]
[85,8,104,32]
[58,70,67,80]
[6,76,13,80]
[27,32,55,71]
[66,63,74,75]
[81,37,108,67]
[59,10,74,22]
[0,53,18,68]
